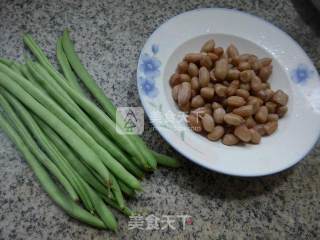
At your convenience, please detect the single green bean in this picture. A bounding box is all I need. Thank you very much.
[110,174,125,209]
[0,91,78,201]
[0,113,106,229]
[56,37,83,93]
[0,65,111,185]
[118,180,136,197]
[151,150,181,168]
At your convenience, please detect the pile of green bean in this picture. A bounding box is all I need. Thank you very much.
[0,29,180,230]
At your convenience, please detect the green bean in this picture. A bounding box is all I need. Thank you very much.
[0,113,107,229]
[110,174,125,209]
[19,62,40,86]
[36,118,110,196]
[0,58,13,66]
[2,90,94,212]
[118,180,136,197]
[27,62,141,189]
[56,37,83,94]
[61,30,157,170]
[100,194,134,216]
[0,91,78,201]
[23,33,154,170]
[0,66,111,185]
[61,30,117,120]
[81,179,117,231]
[151,150,181,168]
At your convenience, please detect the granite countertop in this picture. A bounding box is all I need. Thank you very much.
[1,0,320,239]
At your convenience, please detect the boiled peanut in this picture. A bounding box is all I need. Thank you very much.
[264,89,274,102]
[169,73,180,86]
[191,89,196,97]
[187,114,202,132]
[177,61,189,73]
[248,96,263,114]
[239,54,250,62]
[178,82,192,107]
[184,53,203,62]
[201,39,215,52]
[234,125,252,142]
[230,80,240,88]
[277,106,288,118]
[255,106,268,123]
[191,77,200,91]
[233,105,253,117]
[172,84,180,102]
[245,116,256,128]
[265,101,277,113]
[240,70,254,83]
[201,113,215,132]
[264,121,278,135]
[224,113,245,126]
[240,83,251,91]
[259,65,272,82]
[213,107,226,124]
[236,89,250,99]
[272,90,288,106]
[227,44,239,58]
[249,128,261,144]
[191,95,205,108]
[207,53,219,62]
[215,58,228,80]
[207,126,225,141]
[200,55,213,69]
[188,63,199,77]
[215,84,228,97]
[252,61,261,72]
[227,86,237,96]
[200,87,215,100]
[209,69,218,82]
[248,55,258,65]
[226,96,246,107]
[212,102,223,110]
[180,74,191,83]
[267,114,279,122]
[238,61,251,71]
[199,66,210,87]
[259,58,272,67]
[226,69,240,80]
[254,124,266,136]
[179,102,190,112]
[213,47,224,57]
[222,134,239,146]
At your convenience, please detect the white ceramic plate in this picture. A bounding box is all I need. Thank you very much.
[137,8,320,176]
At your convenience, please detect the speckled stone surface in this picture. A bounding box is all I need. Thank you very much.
[0,0,320,239]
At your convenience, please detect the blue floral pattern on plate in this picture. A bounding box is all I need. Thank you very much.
[138,44,160,98]
[291,64,314,85]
